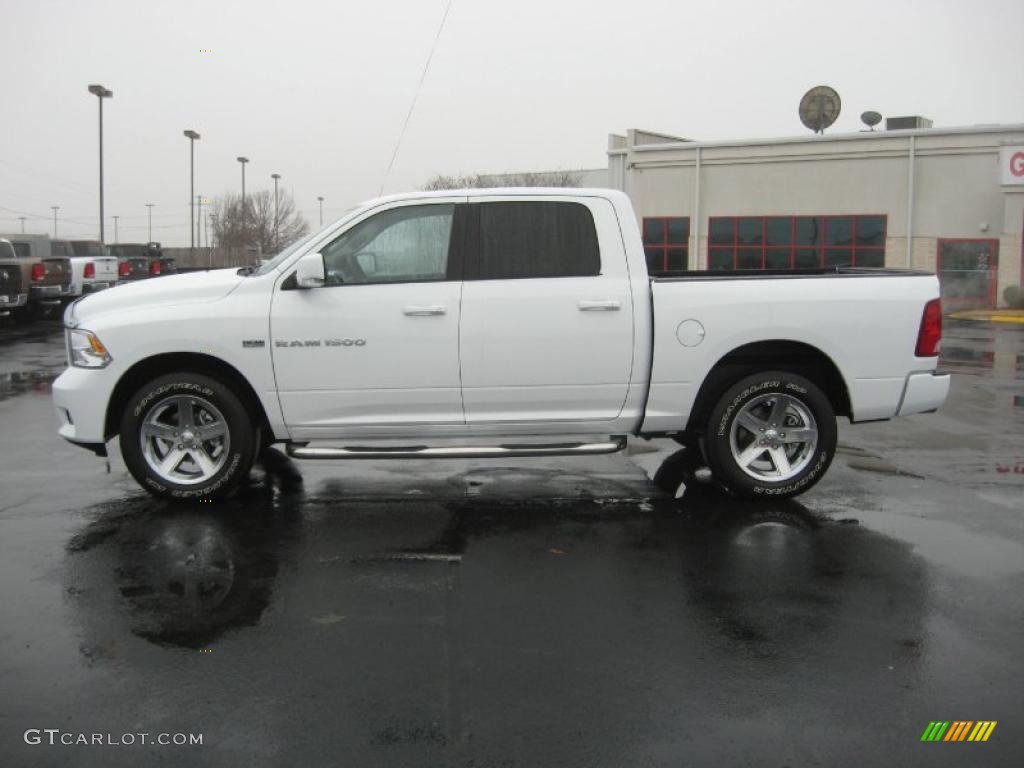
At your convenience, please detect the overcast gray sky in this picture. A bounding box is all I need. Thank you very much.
[2,0,1022,246]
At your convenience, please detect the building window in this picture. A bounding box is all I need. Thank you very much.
[708,215,886,270]
[642,217,689,272]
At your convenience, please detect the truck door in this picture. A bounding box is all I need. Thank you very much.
[458,196,634,426]
[270,199,466,436]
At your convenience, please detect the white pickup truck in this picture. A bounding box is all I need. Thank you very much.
[53,189,949,501]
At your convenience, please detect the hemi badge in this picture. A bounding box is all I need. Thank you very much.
[242,340,266,348]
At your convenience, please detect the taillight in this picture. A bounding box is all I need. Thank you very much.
[84,261,95,279]
[150,260,162,276]
[31,263,45,282]
[915,298,942,357]
[118,261,131,277]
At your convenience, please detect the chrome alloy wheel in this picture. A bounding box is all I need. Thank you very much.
[728,393,818,482]
[140,395,231,485]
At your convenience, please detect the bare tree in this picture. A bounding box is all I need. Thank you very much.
[422,170,584,191]
[212,189,309,255]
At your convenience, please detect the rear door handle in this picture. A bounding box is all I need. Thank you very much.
[403,305,447,316]
[578,300,621,312]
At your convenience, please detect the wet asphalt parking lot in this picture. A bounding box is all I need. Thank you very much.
[0,318,1021,767]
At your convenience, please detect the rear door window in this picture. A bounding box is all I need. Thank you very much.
[467,201,600,280]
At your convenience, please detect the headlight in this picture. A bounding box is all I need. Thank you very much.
[67,329,112,368]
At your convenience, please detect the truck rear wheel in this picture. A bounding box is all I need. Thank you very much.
[119,373,256,500]
[704,370,836,499]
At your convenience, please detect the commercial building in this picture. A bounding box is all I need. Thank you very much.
[606,122,1024,308]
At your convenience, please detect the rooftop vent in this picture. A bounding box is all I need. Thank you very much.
[885,115,933,131]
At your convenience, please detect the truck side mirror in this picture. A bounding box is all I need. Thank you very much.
[295,252,325,288]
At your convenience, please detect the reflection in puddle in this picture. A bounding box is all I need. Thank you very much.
[66,450,304,653]
[940,345,994,373]
[0,368,61,400]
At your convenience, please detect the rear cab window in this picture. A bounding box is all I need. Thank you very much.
[464,201,601,280]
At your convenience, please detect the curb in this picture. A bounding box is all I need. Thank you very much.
[948,309,1024,325]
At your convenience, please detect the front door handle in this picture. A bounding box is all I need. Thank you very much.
[403,305,447,316]
[578,300,621,312]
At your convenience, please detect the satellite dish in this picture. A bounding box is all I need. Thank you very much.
[799,86,841,134]
[860,110,882,131]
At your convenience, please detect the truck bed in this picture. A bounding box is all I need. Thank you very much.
[650,267,931,281]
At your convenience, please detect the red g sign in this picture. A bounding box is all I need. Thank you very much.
[1011,152,1024,177]
[1001,146,1024,185]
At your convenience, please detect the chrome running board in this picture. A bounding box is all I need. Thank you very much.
[286,436,628,460]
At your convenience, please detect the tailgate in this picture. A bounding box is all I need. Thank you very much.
[120,257,150,279]
[41,257,72,287]
[91,257,119,282]
[0,261,23,295]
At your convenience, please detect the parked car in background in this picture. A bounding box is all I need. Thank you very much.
[145,242,177,277]
[110,242,175,281]
[69,240,119,295]
[0,238,29,318]
[109,243,152,282]
[0,233,72,318]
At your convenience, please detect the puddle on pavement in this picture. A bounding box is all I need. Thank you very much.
[0,368,61,400]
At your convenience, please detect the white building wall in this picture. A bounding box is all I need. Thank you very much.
[610,125,1024,306]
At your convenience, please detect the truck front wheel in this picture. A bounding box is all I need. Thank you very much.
[704,370,836,499]
[119,373,257,500]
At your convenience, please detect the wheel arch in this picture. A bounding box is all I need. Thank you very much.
[684,340,851,435]
[104,353,270,440]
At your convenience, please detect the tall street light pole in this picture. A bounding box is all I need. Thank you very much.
[183,130,200,252]
[271,173,281,251]
[237,157,249,257]
[87,84,113,245]
[197,195,204,248]
[210,213,218,265]
[51,206,59,236]
[317,196,324,226]
[18,216,26,233]
[113,215,119,244]
[145,203,154,242]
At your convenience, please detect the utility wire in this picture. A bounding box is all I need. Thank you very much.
[379,0,453,196]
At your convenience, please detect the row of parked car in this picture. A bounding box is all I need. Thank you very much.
[0,235,176,321]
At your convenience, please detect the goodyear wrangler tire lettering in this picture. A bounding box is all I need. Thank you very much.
[704,370,837,500]
[119,373,256,502]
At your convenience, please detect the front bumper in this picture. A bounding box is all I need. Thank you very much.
[897,371,951,416]
[53,364,118,445]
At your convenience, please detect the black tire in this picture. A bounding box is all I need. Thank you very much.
[703,370,836,500]
[119,372,256,500]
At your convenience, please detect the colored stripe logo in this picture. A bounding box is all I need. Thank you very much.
[921,721,997,742]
